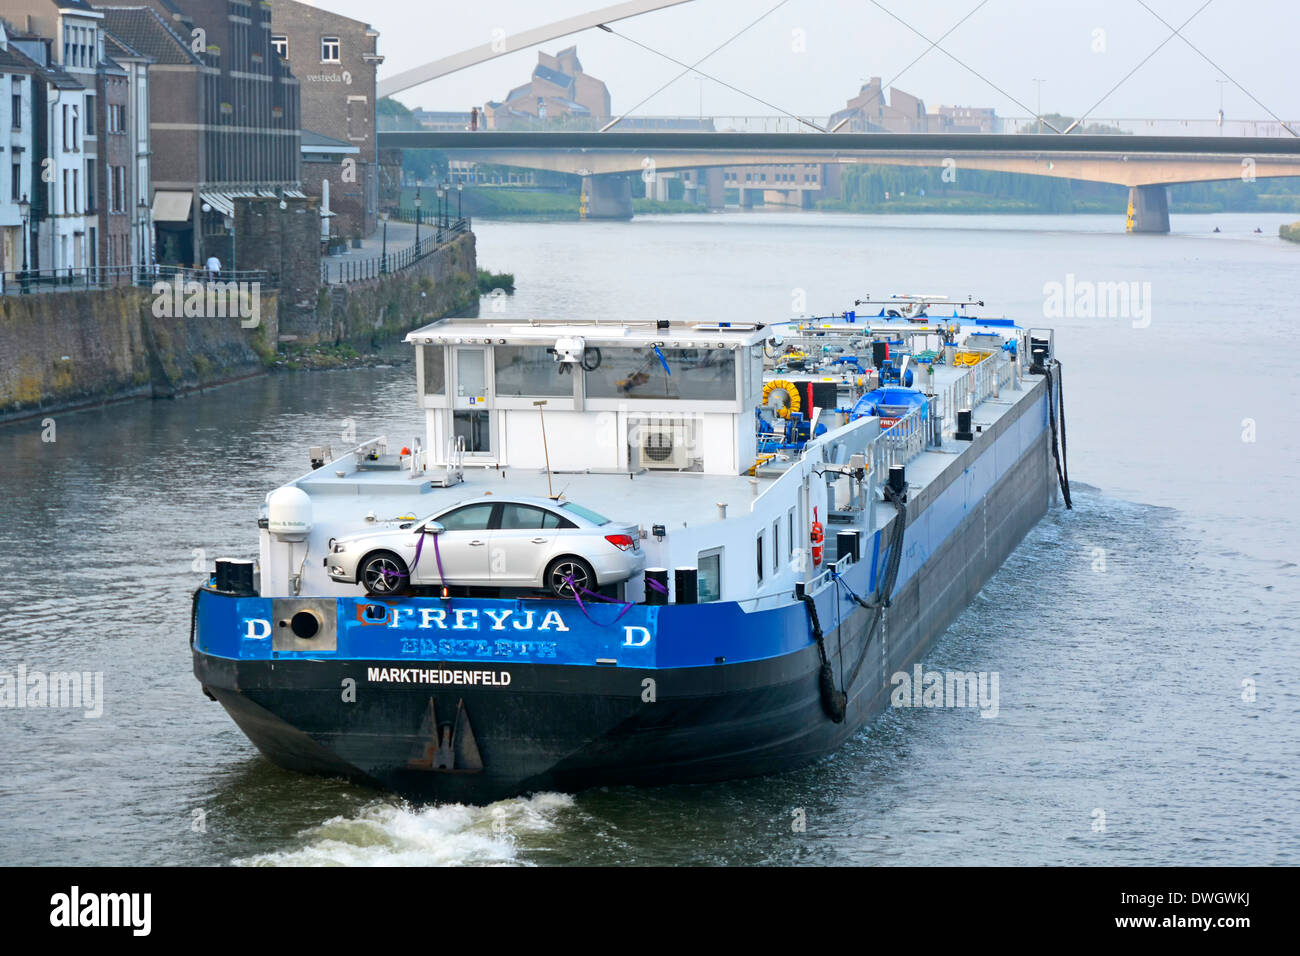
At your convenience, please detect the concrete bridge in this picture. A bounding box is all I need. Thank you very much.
[377,131,1300,231]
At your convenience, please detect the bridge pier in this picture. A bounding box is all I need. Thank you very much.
[704,168,725,210]
[1127,184,1170,233]
[582,175,633,220]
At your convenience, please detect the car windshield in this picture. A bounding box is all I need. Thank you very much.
[558,501,611,526]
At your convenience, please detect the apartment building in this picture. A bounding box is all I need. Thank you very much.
[270,0,381,238]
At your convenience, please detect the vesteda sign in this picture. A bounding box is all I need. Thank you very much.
[237,597,658,670]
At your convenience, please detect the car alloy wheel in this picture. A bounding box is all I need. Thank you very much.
[548,557,595,598]
[360,552,409,596]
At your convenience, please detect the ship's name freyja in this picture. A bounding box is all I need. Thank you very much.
[243,607,655,653]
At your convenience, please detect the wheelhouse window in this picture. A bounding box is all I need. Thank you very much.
[584,347,736,401]
[756,532,765,584]
[698,549,722,602]
[493,345,572,397]
[422,345,445,394]
[772,520,781,574]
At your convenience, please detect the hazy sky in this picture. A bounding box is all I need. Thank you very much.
[308,0,1298,123]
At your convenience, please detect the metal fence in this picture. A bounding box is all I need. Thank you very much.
[1,264,276,296]
[321,217,470,285]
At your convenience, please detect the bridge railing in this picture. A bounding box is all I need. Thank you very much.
[1001,116,1300,138]
[396,115,1300,138]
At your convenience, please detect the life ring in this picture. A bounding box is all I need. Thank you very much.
[762,379,802,419]
[811,506,825,567]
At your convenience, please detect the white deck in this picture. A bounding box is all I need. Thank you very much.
[258,315,1047,610]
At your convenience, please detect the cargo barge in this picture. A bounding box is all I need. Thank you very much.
[191,306,1069,803]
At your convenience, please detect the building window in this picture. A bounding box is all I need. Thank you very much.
[271,35,288,58]
[84,94,96,135]
[698,549,722,602]
[321,36,340,62]
[111,166,125,213]
[84,159,95,213]
[109,104,125,133]
[11,163,20,202]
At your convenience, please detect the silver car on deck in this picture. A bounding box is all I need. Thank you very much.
[325,496,644,597]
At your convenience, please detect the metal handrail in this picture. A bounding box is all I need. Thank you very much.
[2,263,275,295]
[322,217,471,285]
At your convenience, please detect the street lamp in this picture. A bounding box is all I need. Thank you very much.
[457,181,463,220]
[18,194,30,292]
[436,183,445,229]
[224,214,236,274]
[137,199,150,275]
[380,212,389,274]
[1033,78,1045,133]
[414,187,422,247]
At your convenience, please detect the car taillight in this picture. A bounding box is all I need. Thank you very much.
[605,534,635,551]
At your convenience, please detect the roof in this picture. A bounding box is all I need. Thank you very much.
[532,64,573,89]
[103,29,151,63]
[405,317,768,350]
[301,128,359,154]
[0,45,35,73]
[4,40,84,90]
[95,6,200,66]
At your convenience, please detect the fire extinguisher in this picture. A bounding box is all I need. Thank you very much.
[811,506,824,567]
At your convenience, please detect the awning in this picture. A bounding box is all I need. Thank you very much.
[151,190,193,222]
[200,188,310,218]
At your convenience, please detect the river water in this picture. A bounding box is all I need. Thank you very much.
[1,211,1297,866]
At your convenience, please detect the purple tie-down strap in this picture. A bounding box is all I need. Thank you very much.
[564,575,634,627]
[645,576,669,595]
[379,532,434,583]
[381,531,426,581]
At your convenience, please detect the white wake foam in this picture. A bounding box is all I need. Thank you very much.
[235,792,576,867]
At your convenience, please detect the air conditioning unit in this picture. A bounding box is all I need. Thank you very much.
[638,422,690,470]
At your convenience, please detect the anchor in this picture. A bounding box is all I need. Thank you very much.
[407,698,484,773]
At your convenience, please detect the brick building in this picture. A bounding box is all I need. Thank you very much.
[93,30,130,270]
[270,0,381,239]
[94,0,301,267]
